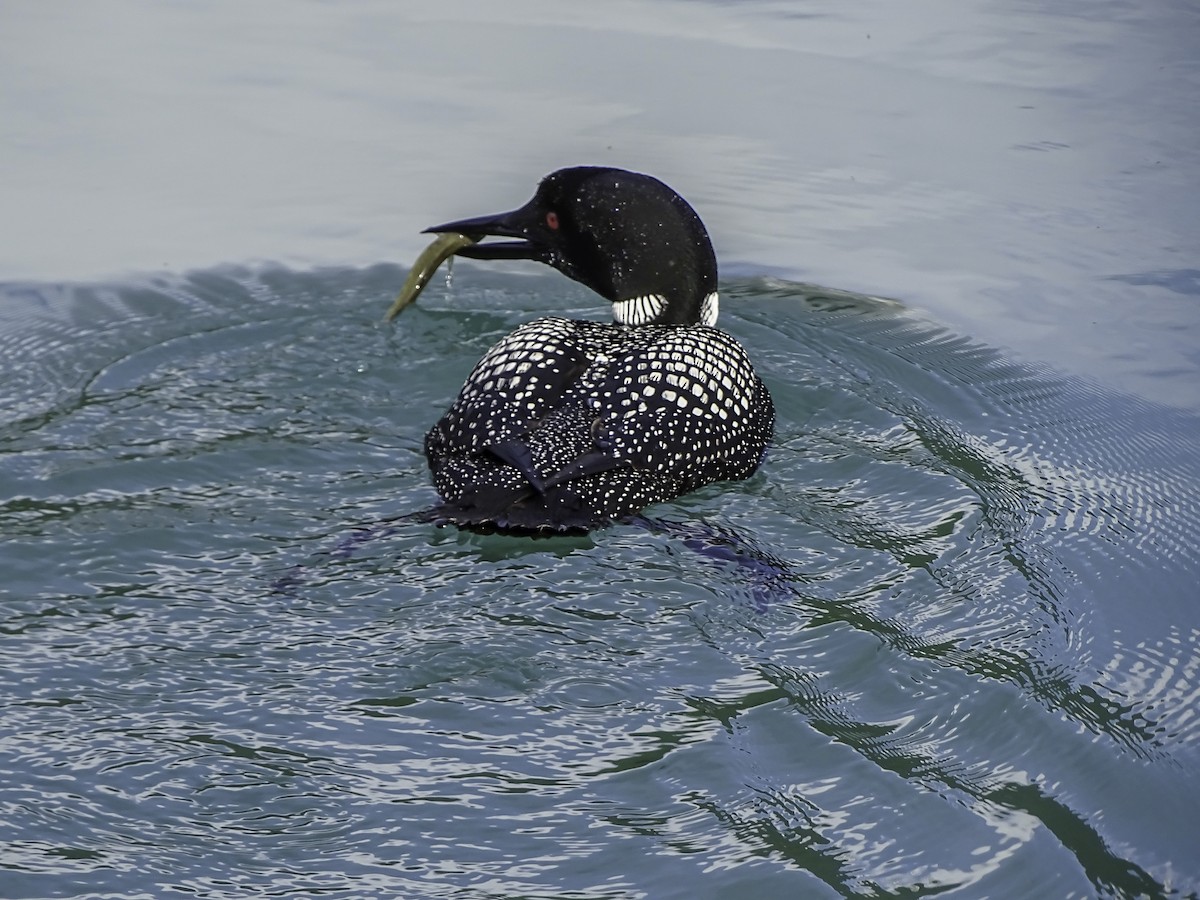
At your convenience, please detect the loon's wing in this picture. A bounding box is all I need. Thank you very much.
[487,441,626,492]
[425,317,593,463]
[424,318,630,532]
[582,327,774,492]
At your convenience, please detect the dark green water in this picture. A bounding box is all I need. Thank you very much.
[2,268,1197,898]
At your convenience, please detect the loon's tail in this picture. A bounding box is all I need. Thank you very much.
[421,484,608,535]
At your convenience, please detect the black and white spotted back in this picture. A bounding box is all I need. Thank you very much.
[425,315,773,532]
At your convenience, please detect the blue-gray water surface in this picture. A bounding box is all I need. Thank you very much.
[2,268,1198,898]
[3,1,1199,898]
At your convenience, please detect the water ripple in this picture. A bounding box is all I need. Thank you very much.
[1,269,1196,897]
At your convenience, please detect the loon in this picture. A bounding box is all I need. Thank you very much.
[409,166,774,534]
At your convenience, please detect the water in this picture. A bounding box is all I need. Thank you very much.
[3,268,1198,897]
[3,2,1199,898]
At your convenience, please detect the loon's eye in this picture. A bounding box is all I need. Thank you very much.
[545,210,560,230]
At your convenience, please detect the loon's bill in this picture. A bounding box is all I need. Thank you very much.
[384,193,578,322]
[386,166,774,534]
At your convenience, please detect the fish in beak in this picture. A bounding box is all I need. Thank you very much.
[384,197,561,322]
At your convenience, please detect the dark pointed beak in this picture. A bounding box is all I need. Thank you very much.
[424,201,550,262]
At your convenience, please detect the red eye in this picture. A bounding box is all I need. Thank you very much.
[546,210,560,230]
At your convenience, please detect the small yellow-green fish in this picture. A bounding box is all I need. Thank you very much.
[384,231,479,322]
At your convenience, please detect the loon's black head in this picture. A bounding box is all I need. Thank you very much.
[425,167,719,326]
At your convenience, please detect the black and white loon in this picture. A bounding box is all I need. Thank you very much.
[414,166,774,534]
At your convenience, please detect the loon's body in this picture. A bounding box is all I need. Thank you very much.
[417,167,773,533]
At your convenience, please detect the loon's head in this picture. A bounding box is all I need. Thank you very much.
[424,167,719,326]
